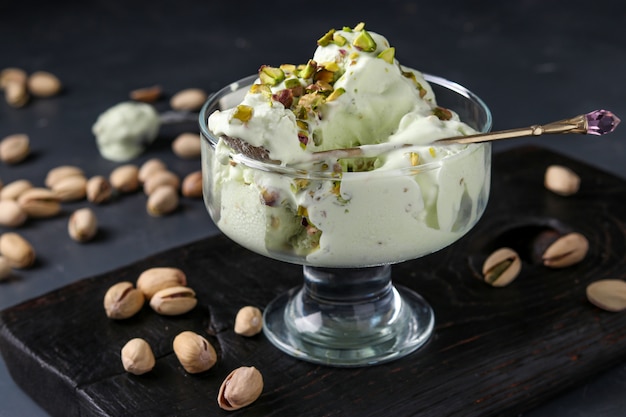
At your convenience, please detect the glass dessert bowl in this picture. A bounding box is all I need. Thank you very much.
[199,74,492,367]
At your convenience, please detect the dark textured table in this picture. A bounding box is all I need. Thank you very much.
[1,1,625,416]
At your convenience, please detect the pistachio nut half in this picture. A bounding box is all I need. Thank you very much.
[482,247,521,287]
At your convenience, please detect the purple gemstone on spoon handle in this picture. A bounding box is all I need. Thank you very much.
[586,109,621,135]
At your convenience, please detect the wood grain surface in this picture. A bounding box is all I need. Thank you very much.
[1,146,625,417]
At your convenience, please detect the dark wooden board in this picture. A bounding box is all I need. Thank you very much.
[1,146,625,417]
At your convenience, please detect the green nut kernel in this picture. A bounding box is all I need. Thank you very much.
[258,65,285,86]
[232,105,253,122]
[377,47,395,64]
[352,30,377,52]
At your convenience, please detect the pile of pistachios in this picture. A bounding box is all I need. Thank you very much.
[104,266,264,411]
[480,164,626,313]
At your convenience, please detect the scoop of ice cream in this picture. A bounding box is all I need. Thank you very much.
[92,101,160,161]
[208,24,476,167]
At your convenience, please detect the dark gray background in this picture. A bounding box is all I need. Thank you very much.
[1,0,625,415]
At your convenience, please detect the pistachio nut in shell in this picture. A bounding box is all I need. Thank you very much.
[149,286,197,315]
[0,134,30,164]
[542,232,589,268]
[0,232,35,268]
[0,179,33,201]
[4,80,29,108]
[143,170,180,195]
[68,207,98,242]
[136,267,187,300]
[0,200,28,227]
[109,164,140,193]
[45,165,85,188]
[104,281,145,319]
[544,165,581,196]
[147,185,179,217]
[0,68,27,89]
[182,171,203,198]
[173,331,217,373]
[86,175,113,204]
[52,175,88,202]
[234,306,263,336]
[17,188,62,218]
[130,85,162,103]
[586,279,626,312]
[218,366,264,411]
[138,158,167,183]
[121,338,155,375]
[172,132,201,159]
[27,71,62,97]
[170,88,207,111]
[482,248,521,287]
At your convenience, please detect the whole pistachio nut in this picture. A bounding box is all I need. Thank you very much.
[146,185,179,217]
[0,200,28,227]
[0,232,35,268]
[234,306,263,337]
[27,71,62,97]
[0,134,30,164]
[149,286,197,315]
[143,170,180,195]
[45,165,85,188]
[482,247,521,287]
[17,188,62,218]
[170,88,207,111]
[109,164,140,193]
[218,366,264,411]
[586,279,626,312]
[136,267,187,300]
[181,171,203,198]
[52,175,87,202]
[173,331,217,374]
[130,85,163,103]
[68,207,98,242]
[544,165,580,196]
[0,256,12,281]
[138,158,167,183]
[0,68,27,89]
[172,133,201,159]
[86,175,113,204]
[103,281,145,319]
[4,80,29,108]
[0,179,33,201]
[542,232,589,268]
[121,338,155,375]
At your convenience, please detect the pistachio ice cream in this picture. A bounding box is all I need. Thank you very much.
[202,23,491,267]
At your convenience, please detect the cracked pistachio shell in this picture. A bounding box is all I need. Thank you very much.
[109,164,140,193]
[45,165,85,188]
[0,232,35,269]
[234,306,263,337]
[136,267,187,300]
[482,248,521,287]
[86,175,113,204]
[17,188,62,218]
[218,366,263,411]
[0,179,33,201]
[173,331,217,373]
[0,134,30,164]
[0,200,27,227]
[121,338,155,375]
[149,286,197,315]
[586,279,626,312]
[146,185,179,216]
[138,158,167,183]
[542,232,588,268]
[104,281,145,319]
[68,207,98,242]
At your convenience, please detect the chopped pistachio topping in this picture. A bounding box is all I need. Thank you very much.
[433,106,453,121]
[317,29,336,46]
[377,47,395,64]
[232,105,253,122]
[332,33,347,46]
[259,65,285,86]
[284,78,302,89]
[429,147,436,157]
[342,26,353,32]
[409,152,419,166]
[352,30,377,52]
[326,87,345,102]
[321,61,340,72]
[353,22,365,32]
[279,63,297,73]
[299,60,317,79]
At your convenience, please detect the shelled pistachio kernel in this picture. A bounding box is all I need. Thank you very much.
[218,366,264,411]
[234,306,263,337]
[173,331,217,374]
[68,207,98,242]
[586,279,626,312]
[232,105,253,123]
[542,232,588,268]
[0,232,35,269]
[136,267,187,300]
[377,47,395,64]
[103,281,145,319]
[0,134,30,164]
[544,165,580,196]
[149,286,197,315]
[121,338,155,375]
[482,248,521,287]
[258,66,285,86]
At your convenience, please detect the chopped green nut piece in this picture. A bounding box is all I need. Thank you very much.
[353,22,365,32]
[284,78,302,89]
[377,47,395,64]
[342,26,353,32]
[232,105,253,122]
[332,33,347,46]
[259,65,285,86]
[352,30,377,52]
[317,29,336,46]
[279,63,297,73]
[433,106,453,121]
[321,61,340,72]
[299,60,317,79]
[326,87,345,102]
[409,152,419,166]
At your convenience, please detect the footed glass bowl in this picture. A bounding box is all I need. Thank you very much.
[199,74,492,366]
